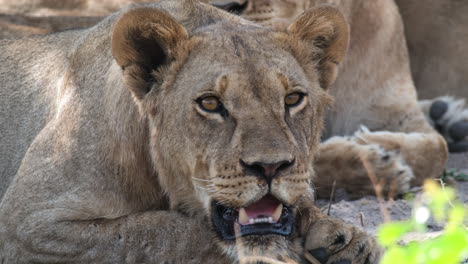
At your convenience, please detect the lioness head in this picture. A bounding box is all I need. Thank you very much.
[112,1,348,259]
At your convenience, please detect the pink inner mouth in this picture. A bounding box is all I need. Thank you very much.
[245,195,280,218]
[237,195,283,225]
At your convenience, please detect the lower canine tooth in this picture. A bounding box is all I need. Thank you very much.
[272,204,283,223]
[239,208,249,225]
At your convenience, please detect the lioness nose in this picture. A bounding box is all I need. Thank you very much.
[212,1,248,14]
[240,159,294,184]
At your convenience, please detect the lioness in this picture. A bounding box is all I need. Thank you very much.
[0,1,381,263]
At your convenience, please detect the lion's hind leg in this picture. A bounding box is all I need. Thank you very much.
[315,79,448,198]
[420,96,468,152]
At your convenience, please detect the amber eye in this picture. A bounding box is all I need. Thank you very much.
[285,92,305,107]
[198,96,222,112]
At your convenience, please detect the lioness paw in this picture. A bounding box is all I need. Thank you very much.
[420,96,468,152]
[352,127,415,196]
[303,218,382,264]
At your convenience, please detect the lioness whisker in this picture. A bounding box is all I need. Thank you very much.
[192,177,212,182]
[195,186,210,191]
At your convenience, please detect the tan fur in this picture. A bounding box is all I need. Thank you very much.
[0,0,137,39]
[0,0,150,16]
[395,0,468,100]
[0,1,381,263]
[0,14,102,39]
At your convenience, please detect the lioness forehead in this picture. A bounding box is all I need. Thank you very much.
[187,26,313,90]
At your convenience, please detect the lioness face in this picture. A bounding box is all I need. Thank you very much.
[112,4,348,258]
[151,26,329,250]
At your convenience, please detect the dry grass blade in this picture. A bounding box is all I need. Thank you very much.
[359,154,391,223]
[360,212,366,228]
[327,180,337,216]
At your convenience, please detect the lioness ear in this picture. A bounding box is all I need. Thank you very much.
[112,7,189,99]
[287,6,349,89]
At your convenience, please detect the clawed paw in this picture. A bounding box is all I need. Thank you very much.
[353,127,415,196]
[303,218,382,264]
[421,96,468,152]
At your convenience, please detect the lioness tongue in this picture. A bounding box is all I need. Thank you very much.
[238,195,283,225]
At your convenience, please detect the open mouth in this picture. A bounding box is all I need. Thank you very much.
[211,195,294,240]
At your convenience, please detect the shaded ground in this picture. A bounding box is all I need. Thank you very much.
[447,152,468,173]
[316,153,468,235]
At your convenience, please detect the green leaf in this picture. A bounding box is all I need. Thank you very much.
[381,244,420,264]
[424,229,468,264]
[424,181,455,222]
[381,247,408,264]
[378,180,468,264]
[446,204,466,232]
[378,221,413,247]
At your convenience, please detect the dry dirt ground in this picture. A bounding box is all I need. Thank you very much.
[316,153,468,235]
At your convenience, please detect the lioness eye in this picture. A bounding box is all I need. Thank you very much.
[285,92,305,107]
[198,96,222,112]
